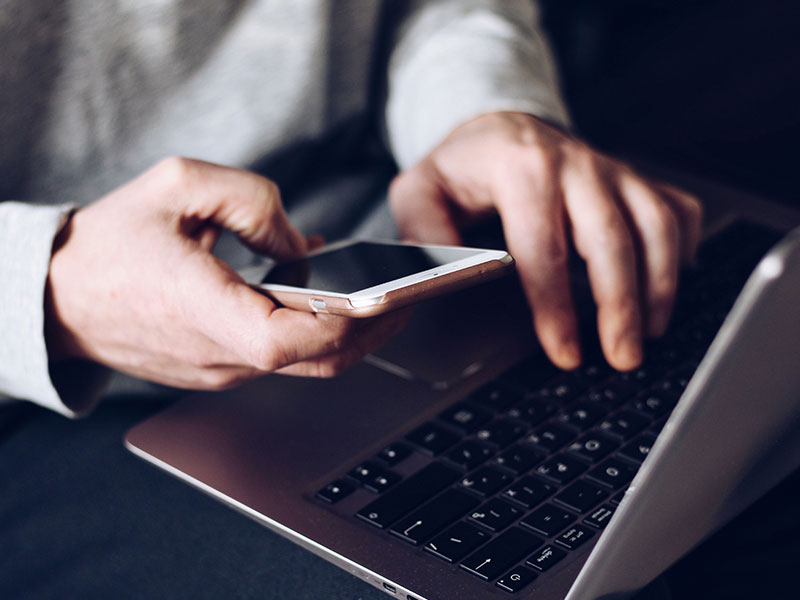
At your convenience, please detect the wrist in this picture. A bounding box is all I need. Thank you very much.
[44,210,85,363]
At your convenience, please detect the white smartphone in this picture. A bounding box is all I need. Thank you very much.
[240,239,514,317]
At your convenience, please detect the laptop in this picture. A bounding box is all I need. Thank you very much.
[125,184,800,600]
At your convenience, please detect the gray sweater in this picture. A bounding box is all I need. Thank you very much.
[0,0,568,416]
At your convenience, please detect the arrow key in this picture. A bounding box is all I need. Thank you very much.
[390,488,479,545]
[460,527,542,581]
[424,521,490,563]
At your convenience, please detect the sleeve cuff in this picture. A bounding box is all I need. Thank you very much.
[0,202,109,418]
[386,1,571,169]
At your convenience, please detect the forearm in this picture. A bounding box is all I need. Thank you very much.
[385,0,570,169]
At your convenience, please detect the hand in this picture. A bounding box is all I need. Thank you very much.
[389,112,702,371]
[46,157,406,389]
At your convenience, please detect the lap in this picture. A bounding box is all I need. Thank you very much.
[4,398,793,599]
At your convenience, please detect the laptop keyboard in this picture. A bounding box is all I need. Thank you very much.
[314,221,782,594]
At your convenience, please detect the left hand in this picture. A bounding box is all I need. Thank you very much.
[389,112,702,371]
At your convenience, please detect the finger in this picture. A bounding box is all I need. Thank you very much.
[492,168,582,370]
[194,224,221,252]
[165,365,267,391]
[389,163,462,245]
[276,307,412,377]
[616,173,680,338]
[658,183,703,263]
[562,159,643,370]
[151,156,307,261]
[306,234,326,252]
[179,247,406,377]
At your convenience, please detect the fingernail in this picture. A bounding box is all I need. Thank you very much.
[647,311,670,338]
[558,340,582,370]
[616,330,643,368]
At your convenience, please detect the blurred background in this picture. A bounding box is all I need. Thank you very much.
[542,0,800,205]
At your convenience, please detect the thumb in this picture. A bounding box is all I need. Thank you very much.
[153,157,307,261]
[388,163,462,246]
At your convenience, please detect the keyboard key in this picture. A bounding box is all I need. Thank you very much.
[598,410,648,441]
[496,565,538,593]
[534,454,587,485]
[469,498,524,532]
[502,476,554,509]
[315,479,354,504]
[348,461,401,493]
[566,433,619,463]
[460,527,543,581]
[495,444,545,475]
[526,423,576,453]
[520,504,576,537]
[356,462,459,528]
[406,422,460,456]
[425,521,490,563]
[438,402,492,434]
[390,488,479,545]
[445,440,494,471]
[376,442,412,466]
[584,505,616,529]
[526,545,566,572]
[555,525,595,550]
[618,364,663,388]
[575,361,613,386]
[583,381,634,409]
[460,466,514,497]
[632,392,677,420]
[553,480,608,513]
[534,375,588,404]
[499,358,559,392]
[506,398,555,427]
[555,402,608,432]
[364,470,402,494]
[474,419,526,449]
[586,458,637,490]
[611,490,627,506]
[650,376,687,401]
[618,432,658,464]
[469,383,521,412]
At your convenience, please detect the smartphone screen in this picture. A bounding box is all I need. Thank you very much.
[261,242,485,294]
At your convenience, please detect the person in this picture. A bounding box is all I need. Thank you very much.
[0,1,700,598]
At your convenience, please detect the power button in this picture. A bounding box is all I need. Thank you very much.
[310,298,328,313]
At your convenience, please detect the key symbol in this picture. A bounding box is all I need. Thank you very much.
[476,558,492,571]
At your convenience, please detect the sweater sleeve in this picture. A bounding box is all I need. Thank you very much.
[0,201,108,417]
[385,0,571,170]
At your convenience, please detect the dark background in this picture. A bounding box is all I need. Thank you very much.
[542,0,800,205]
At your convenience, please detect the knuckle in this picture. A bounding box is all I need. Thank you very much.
[510,144,552,177]
[200,370,239,391]
[650,271,678,304]
[247,341,285,372]
[535,232,569,269]
[157,155,197,186]
[646,202,679,243]
[597,215,634,254]
[684,195,703,223]
[388,171,414,208]
[259,177,281,206]
[315,359,345,379]
[609,292,640,324]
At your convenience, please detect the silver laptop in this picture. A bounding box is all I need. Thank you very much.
[125,184,800,600]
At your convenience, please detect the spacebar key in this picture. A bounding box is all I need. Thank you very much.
[356,462,459,529]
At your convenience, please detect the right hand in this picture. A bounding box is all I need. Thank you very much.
[45,157,407,390]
